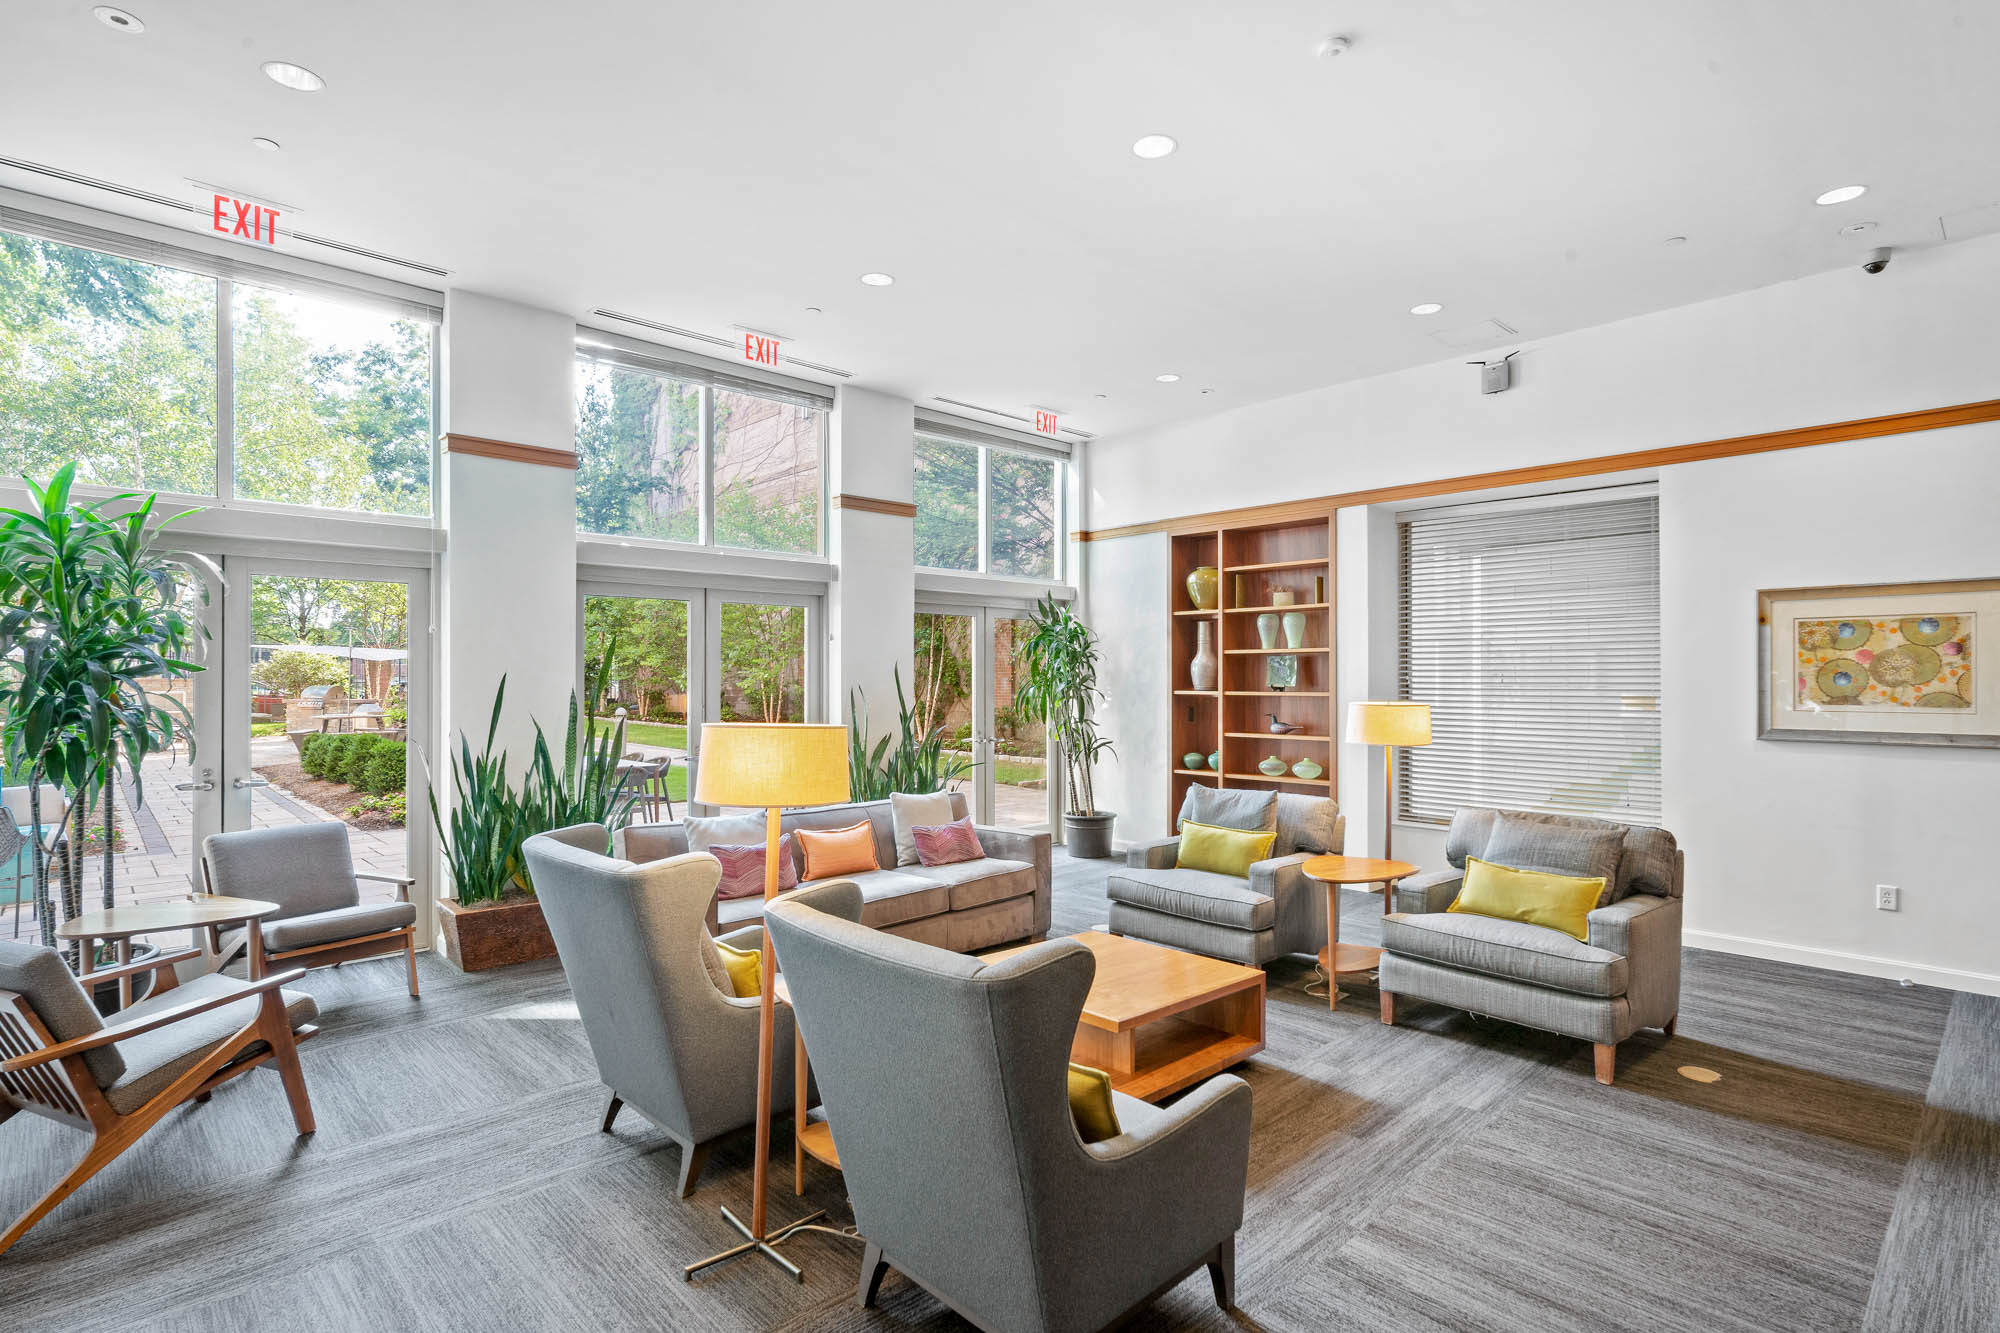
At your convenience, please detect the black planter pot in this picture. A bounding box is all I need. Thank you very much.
[89,941,161,1015]
[1063,811,1118,859]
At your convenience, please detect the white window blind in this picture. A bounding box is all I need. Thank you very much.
[1398,491,1661,826]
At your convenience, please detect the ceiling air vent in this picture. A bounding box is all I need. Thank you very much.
[1429,318,1519,353]
[595,309,853,378]
[0,155,450,277]
[931,396,1093,441]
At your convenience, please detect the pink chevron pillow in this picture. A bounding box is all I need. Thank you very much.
[709,836,798,900]
[912,817,984,868]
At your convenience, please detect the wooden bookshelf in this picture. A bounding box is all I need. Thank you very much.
[1168,515,1336,825]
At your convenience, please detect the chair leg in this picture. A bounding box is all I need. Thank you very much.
[858,1241,889,1308]
[1593,1042,1617,1085]
[1662,1015,1677,1039]
[0,1136,127,1257]
[258,991,317,1134]
[1379,990,1396,1025]
[677,1140,710,1199]
[1207,1236,1235,1310]
[404,933,421,998]
[601,1093,623,1133]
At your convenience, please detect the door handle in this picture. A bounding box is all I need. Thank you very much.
[173,780,216,792]
[232,777,271,790]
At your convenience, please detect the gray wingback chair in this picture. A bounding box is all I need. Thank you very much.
[767,881,1253,1333]
[1379,807,1684,1085]
[521,824,798,1197]
[1108,790,1345,966]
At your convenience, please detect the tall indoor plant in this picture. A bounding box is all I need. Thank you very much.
[1016,593,1117,857]
[847,665,977,800]
[0,465,205,957]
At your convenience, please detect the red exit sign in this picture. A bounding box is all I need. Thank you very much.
[208,190,283,246]
[741,331,782,367]
[1033,408,1061,437]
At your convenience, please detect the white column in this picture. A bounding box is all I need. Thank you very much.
[826,386,915,739]
[438,290,578,768]
[1334,504,1402,857]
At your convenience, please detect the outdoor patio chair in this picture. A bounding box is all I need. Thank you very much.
[0,939,318,1256]
[200,823,420,997]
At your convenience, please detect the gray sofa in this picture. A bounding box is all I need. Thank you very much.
[619,792,1050,954]
[1105,790,1346,966]
[521,824,797,1197]
[1379,807,1684,1085]
[766,880,1252,1333]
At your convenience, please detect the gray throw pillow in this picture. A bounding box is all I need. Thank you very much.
[1273,793,1339,856]
[686,812,767,854]
[889,791,956,866]
[1178,786,1278,835]
[1481,814,1625,909]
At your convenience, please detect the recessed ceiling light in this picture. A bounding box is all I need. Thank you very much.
[251,136,281,151]
[1316,34,1352,59]
[858,272,894,287]
[1155,373,1181,383]
[1839,221,1877,236]
[261,61,326,93]
[1093,393,1107,399]
[1662,235,1688,247]
[1131,135,1178,160]
[1409,302,1443,316]
[803,305,822,314]
[1200,388,1215,395]
[92,6,144,32]
[1815,184,1867,206]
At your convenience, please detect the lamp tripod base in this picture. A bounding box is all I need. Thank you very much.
[684,1204,828,1282]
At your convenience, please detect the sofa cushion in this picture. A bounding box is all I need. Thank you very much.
[1176,822,1276,877]
[685,812,767,854]
[890,791,956,866]
[261,901,417,953]
[805,868,950,928]
[717,894,765,929]
[1177,786,1277,835]
[1616,826,1681,900]
[104,973,318,1114]
[797,820,882,880]
[1482,814,1626,909]
[905,856,1034,912]
[1105,867,1274,932]
[1382,911,1628,998]
[1273,793,1340,856]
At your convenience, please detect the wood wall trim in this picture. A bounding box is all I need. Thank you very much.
[1077,397,2000,541]
[831,493,918,518]
[442,433,578,470]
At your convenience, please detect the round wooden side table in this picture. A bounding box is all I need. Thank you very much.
[57,896,279,1010]
[1300,855,1417,1011]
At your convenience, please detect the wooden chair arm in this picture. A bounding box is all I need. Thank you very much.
[0,967,309,1072]
[84,948,201,986]
[356,871,416,902]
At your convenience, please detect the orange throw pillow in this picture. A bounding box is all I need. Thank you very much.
[795,820,881,881]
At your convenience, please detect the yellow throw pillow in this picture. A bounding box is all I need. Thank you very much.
[1176,820,1278,878]
[1448,856,1608,942]
[1067,1063,1122,1144]
[713,940,762,998]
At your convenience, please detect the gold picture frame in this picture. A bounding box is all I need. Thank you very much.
[1757,577,2000,747]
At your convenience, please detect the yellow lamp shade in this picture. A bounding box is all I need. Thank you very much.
[693,723,851,809]
[1345,701,1432,747]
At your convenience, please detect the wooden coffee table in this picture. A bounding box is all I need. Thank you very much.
[986,931,1265,1103]
[1300,855,1417,1011]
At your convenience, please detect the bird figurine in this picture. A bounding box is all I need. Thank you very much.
[1267,713,1302,735]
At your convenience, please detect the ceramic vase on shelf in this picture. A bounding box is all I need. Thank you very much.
[1256,613,1280,649]
[1314,574,1326,605]
[1282,610,1306,649]
[1189,620,1218,691]
[1208,750,1221,771]
[1272,588,1295,607]
[1258,755,1288,777]
[1291,757,1323,781]
[1233,574,1248,606]
[1185,566,1219,610]
[1183,752,1206,771]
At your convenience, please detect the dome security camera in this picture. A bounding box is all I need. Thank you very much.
[1862,247,1892,275]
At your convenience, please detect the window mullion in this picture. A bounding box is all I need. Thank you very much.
[976,446,992,575]
[698,384,716,547]
[215,277,235,502]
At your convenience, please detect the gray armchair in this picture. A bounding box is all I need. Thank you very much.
[767,881,1252,1333]
[1107,790,1345,966]
[202,822,419,997]
[521,824,798,1197]
[1379,807,1684,1085]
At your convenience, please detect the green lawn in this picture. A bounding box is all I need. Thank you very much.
[251,720,287,737]
[994,760,1044,787]
[600,717,687,750]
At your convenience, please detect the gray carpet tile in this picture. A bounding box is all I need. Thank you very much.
[2,850,1991,1332]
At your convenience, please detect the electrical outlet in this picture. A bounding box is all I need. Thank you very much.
[1875,884,1900,912]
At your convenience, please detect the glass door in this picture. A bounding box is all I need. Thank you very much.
[582,589,703,819]
[914,603,1054,833]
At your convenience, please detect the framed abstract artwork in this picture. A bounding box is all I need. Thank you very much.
[1758,578,2000,747]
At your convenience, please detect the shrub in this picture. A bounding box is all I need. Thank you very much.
[299,733,332,779]
[338,734,382,786]
[359,740,406,794]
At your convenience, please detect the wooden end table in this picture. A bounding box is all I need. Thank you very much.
[986,931,1266,1103]
[56,895,279,1009]
[1300,855,1417,1011]
[773,974,842,1194]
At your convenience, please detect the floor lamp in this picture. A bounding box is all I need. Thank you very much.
[684,722,850,1283]
[1344,702,1431,861]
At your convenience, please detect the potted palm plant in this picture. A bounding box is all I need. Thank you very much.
[0,466,205,986]
[1016,593,1118,858]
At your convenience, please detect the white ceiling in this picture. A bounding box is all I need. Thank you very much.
[7,0,1998,440]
